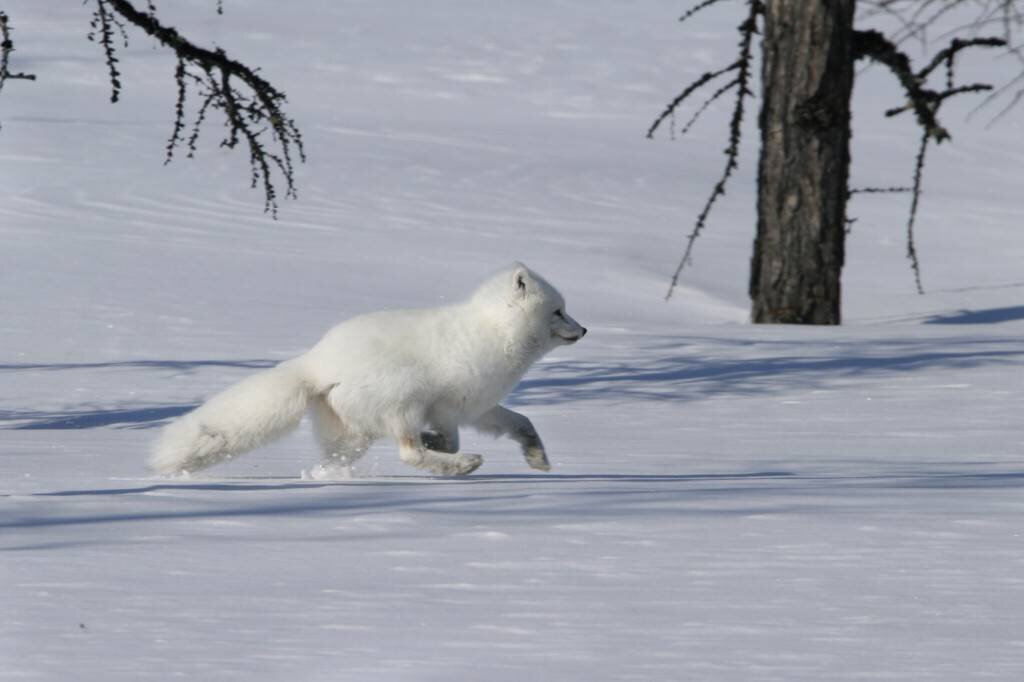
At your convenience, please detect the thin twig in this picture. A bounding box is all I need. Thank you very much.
[0,11,37,131]
[849,186,912,196]
[906,130,929,294]
[680,0,729,25]
[664,0,762,300]
[678,77,741,137]
[647,61,741,138]
[88,1,125,102]
[917,37,1005,80]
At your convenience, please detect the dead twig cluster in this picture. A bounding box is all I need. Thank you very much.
[88,0,304,217]
[854,29,1005,292]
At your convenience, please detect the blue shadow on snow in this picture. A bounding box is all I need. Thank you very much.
[0,358,274,430]
[924,305,1024,325]
[4,470,1024,540]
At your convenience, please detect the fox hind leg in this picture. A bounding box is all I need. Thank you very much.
[307,396,367,479]
[420,424,459,454]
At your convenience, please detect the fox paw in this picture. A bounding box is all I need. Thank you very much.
[414,452,483,477]
[450,453,484,476]
[524,446,551,472]
[426,453,483,476]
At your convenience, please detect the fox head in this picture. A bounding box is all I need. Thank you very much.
[474,262,587,355]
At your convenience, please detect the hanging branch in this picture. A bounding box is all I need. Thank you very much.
[647,62,741,139]
[862,1,1024,127]
[680,0,729,25]
[87,0,305,217]
[677,76,742,137]
[88,1,129,102]
[650,0,763,301]
[905,130,930,294]
[853,29,1004,292]
[0,11,38,132]
[0,11,37,101]
[974,73,1024,125]
[845,187,912,238]
[647,0,751,140]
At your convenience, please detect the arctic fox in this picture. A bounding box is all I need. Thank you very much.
[150,263,586,477]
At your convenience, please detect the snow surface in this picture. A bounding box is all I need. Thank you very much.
[3,1,1024,680]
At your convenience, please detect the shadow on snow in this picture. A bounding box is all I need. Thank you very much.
[0,359,275,373]
[924,305,1024,325]
[507,335,1024,406]
[4,469,1023,540]
[0,358,273,430]
[0,404,198,430]
[3,336,1024,429]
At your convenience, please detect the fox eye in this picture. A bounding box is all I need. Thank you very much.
[553,309,564,319]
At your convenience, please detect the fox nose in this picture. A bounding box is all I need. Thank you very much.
[580,327,588,337]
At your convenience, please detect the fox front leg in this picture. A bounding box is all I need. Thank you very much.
[397,433,482,476]
[472,405,550,472]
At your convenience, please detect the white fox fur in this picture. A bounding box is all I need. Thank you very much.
[150,263,586,477]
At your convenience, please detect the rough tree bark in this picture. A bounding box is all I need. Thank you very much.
[750,0,855,324]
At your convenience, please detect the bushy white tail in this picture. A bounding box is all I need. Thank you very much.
[150,360,312,475]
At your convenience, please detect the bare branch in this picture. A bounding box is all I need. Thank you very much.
[166,57,188,163]
[854,30,950,141]
[0,11,37,132]
[677,77,741,137]
[917,36,1006,79]
[0,11,38,97]
[969,60,1024,122]
[981,80,1024,124]
[853,25,1007,293]
[862,0,1024,121]
[664,0,763,301]
[680,0,730,25]
[849,186,912,196]
[88,1,126,102]
[647,62,741,138]
[906,130,930,294]
[88,0,305,217]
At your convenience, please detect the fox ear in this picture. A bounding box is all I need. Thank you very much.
[512,266,530,297]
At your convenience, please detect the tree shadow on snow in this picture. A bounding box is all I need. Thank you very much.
[0,404,198,430]
[924,305,1024,325]
[0,358,275,372]
[5,335,1024,430]
[507,335,1024,406]
[30,471,796,498]
[0,358,274,430]
[5,469,1023,539]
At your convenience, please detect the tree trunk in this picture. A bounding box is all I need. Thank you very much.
[750,0,855,324]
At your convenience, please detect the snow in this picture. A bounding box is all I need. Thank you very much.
[3,1,1024,680]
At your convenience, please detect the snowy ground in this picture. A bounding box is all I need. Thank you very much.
[3,1,1024,680]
